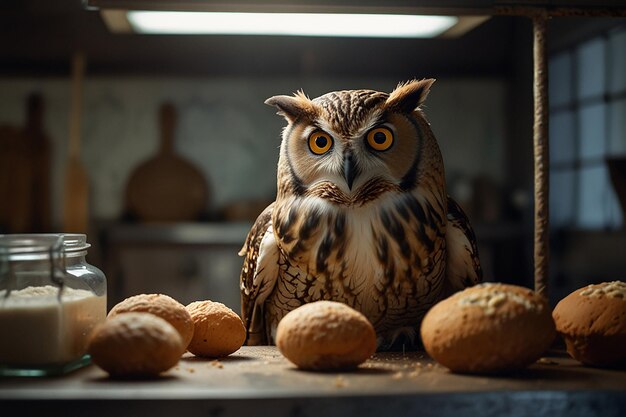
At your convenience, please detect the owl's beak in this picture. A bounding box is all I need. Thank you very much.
[343,152,359,191]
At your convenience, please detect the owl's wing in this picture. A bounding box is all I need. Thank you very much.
[443,197,482,296]
[238,202,280,345]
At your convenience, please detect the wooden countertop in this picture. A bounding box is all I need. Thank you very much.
[1,346,625,417]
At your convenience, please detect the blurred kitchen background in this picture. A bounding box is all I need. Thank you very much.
[1,0,625,310]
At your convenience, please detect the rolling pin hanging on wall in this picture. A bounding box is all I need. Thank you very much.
[63,52,89,233]
[25,93,52,232]
[124,102,209,223]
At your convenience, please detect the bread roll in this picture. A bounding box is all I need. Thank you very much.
[185,300,246,358]
[108,293,194,349]
[553,281,626,367]
[88,312,183,377]
[276,301,377,371]
[420,283,555,374]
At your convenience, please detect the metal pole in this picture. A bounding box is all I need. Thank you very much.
[532,12,549,299]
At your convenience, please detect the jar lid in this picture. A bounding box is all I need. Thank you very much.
[0,234,90,258]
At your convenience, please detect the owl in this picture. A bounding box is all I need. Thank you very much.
[239,79,481,349]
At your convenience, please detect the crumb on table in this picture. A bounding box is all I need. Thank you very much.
[209,360,224,369]
[334,375,347,388]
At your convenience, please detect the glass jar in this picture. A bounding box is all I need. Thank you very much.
[0,234,106,376]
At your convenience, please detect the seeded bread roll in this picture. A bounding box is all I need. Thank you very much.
[276,301,377,371]
[553,281,626,367]
[185,300,246,358]
[88,312,183,377]
[108,293,194,350]
[420,283,555,374]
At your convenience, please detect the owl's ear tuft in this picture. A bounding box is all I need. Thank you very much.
[265,91,317,123]
[385,79,435,113]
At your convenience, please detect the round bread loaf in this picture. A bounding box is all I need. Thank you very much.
[88,312,183,377]
[420,283,555,374]
[108,293,194,349]
[553,281,626,367]
[276,301,377,371]
[185,300,246,358]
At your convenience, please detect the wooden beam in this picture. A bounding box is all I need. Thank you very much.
[532,11,549,298]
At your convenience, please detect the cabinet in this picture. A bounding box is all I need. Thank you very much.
[102,223,250,310]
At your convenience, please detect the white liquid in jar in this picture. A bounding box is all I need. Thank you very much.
[0,286,106,365]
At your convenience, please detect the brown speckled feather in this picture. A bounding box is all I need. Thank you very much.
[239,203,278,345]
[242,80,481,349]
[443,197,482,296]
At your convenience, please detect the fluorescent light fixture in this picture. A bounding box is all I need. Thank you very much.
[125,11,458,38]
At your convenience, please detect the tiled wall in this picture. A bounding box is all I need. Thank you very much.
[0,76,506,227]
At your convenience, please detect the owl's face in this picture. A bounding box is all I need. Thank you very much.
[267,79,439,203]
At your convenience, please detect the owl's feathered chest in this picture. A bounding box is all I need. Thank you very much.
[269,188,447,330]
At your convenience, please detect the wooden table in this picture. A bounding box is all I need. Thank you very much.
[1,347,625,417]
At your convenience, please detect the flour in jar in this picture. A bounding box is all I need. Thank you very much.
[0,286,106,365]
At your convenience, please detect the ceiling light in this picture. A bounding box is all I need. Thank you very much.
[117,11,459,38]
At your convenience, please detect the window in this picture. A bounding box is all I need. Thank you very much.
[549,27,626,230]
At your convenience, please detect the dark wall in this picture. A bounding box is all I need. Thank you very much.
[0,0,516,78]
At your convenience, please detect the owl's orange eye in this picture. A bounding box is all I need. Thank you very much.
[308,131,333,155]
[366,127,394,151]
